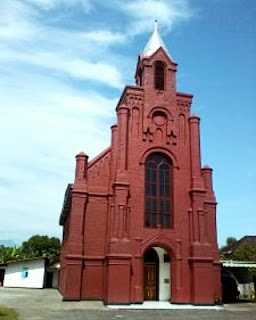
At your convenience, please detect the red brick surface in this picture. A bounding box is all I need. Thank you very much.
[59,47,221,304]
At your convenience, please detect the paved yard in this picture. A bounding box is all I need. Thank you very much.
[0,288,256,320]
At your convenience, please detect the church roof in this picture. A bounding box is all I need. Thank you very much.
[142,20,171,58]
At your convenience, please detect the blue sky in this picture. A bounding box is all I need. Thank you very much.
[0,0,255,246]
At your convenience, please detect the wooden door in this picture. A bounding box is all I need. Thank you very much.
[144,263,157,300]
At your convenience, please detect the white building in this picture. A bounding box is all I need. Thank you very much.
[222,260,256,300]
[2,258,59,289]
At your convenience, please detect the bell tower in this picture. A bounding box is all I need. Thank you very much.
[135,20,177,103]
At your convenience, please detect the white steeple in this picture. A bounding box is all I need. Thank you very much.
[142,20,169,57]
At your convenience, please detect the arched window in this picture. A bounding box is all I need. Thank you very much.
[154,62,165,90]
[145,153,172,228]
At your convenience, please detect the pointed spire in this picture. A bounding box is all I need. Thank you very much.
[142,20,169,57]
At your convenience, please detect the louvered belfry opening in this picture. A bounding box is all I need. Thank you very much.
[155,62,165,90]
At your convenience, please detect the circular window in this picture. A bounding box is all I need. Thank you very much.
[153,111,166,126]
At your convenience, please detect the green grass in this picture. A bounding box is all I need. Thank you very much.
[0,306,19,320]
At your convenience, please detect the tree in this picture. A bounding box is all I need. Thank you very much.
[0,235,61,264]
[232,244,256,262]
[219,237,237,254]
[21,235,60,261]
[226,237,237,247]
[221,237,256,280]
[0,246,21,264]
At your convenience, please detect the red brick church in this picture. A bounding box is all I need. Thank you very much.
[59,22,221,305]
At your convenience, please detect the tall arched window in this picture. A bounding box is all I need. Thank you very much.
[145,153,172,228]
[154,62,165,90]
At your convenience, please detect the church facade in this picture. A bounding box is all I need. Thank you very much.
[59,24,221,305]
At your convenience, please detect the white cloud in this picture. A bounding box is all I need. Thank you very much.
[83,30,125,45]
[0,48,123,88]
[0,1,127,89]
[63,59,123,88]
[0,0,38,40]
[24,0,93,12]
[119,0,193,35]
[0,0,195,243]
[0,69,117,243]
[0,71,117,159]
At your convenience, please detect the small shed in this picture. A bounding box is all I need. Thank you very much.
[1,258,59,289]
[222,260,256,300]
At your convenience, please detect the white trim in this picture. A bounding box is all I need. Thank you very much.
[221,260,256,268]
[109,302,221,310]
[153,247,170,301]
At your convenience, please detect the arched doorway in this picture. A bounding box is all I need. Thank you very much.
[144,247,171,301]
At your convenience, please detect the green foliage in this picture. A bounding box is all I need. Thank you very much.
[0,235,60,264]
[231,244,256,278]
[0,247,21,264]
[219,237,237,254]
[250,269,256,278]
[232,244,256,261]
[221,238,256,279]
[226,237,237,247]
[0,306,19,320]
[21,235,60,261]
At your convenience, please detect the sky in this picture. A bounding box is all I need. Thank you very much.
[0,0,255,247]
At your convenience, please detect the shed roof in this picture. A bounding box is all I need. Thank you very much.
[222,260,256,268]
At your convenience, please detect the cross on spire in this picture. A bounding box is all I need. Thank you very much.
[142,20,169,57]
